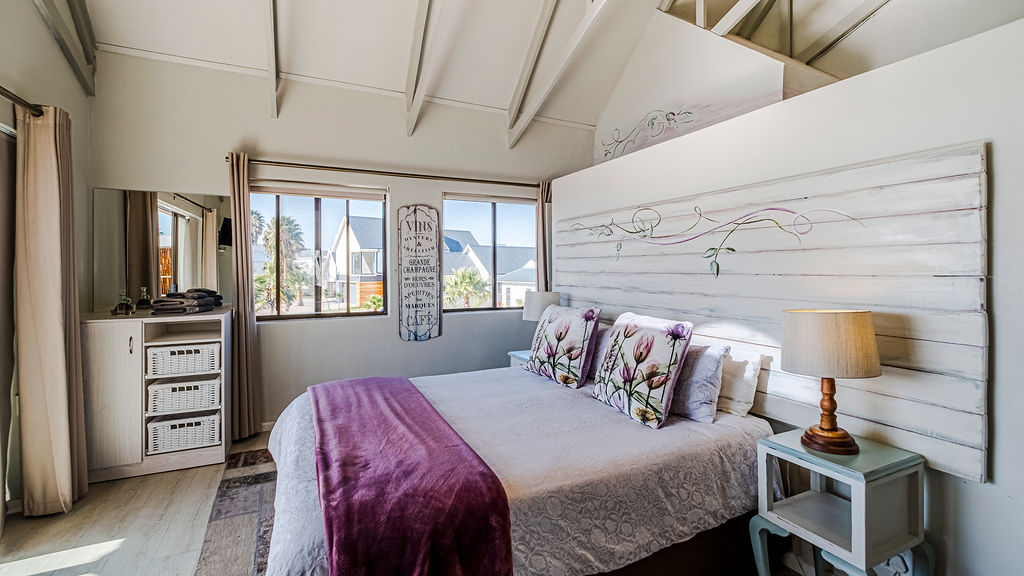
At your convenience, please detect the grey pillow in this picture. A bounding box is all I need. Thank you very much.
[670,344,731,422]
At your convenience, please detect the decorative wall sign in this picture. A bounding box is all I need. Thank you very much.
[398,205,441,341]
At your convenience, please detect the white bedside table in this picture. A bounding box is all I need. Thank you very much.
[508,350,530,367]
[750,429,934,576]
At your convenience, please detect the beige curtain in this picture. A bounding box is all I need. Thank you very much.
[229,153,262,439]
[0,132,16,534]
[201,207,219,290]
[15,106,87,516]
[125,190,159,302]
[536,181,553,291]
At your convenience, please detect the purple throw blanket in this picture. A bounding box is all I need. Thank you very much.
[308,377,513,576]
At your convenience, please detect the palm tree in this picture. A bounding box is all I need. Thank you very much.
[260,215,307,310]
[250,209,265,248]
[444,268,489,308]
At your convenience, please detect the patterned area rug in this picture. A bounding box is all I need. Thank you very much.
[195,449,277,576]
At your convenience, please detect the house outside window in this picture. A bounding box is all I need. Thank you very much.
[442,197,537,310]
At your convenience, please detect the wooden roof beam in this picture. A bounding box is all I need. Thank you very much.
[32,0,94,95]
[797,0,892,65]
[711,0,762,36]
[266,0,279,118]
[508,0,558,129]
[736,0,777,39]
[508,0,612,149]
[406,0,447,136]
[66,0,96,66]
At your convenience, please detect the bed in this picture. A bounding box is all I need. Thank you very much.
[267,365,772,576]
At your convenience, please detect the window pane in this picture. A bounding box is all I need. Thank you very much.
[158,209,175,295]
[320,198,348,313]
[250,194,276,315]
[349,200,385,312]
[443,199,493,309]
[279,196,315,315]
[496,203,537,307]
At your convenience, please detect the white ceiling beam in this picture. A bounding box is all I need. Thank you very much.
[657,0,675,12]
[779,0,792,57]
[66,0,96,66]
[406,0,446,136]
[265,0,279,118]
[696,0,707,28]
[31,0,94,95]
[508,0,557,129]
[737,0,777,39]
[508,0,612,149]
[797,0,892,64]
[710,0,761,36]
[405,0,431,113]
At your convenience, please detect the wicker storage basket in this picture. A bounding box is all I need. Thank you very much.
[147,376,221,416]
[146,411,221,455]
[147,343,220,377]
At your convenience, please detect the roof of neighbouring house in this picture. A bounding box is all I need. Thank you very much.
[349,216,383,250]
[443,229,480,253]
[498,260,538,283]
[443,252,477,276]
[466,245,536,278]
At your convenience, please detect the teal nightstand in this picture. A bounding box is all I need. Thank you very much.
[750,429,934,576]
[508,349,531,367]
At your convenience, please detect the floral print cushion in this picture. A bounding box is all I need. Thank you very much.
[525,305,601,388]
[593,313,693,428]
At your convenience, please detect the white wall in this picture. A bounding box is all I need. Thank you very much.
[596,12,782,163]
[553,18,1024,575]
[88,51,594,422]
[1,0,93,308]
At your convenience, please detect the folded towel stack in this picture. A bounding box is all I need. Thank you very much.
[152,288,225,315]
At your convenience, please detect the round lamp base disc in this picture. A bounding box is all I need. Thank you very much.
[801,425,860,455]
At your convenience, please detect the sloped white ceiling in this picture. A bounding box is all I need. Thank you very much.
[84,0,1024,137]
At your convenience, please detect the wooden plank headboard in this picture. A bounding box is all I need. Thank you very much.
[553,142,988,482]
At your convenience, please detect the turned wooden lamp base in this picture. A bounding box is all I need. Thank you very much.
[800,377,860,455]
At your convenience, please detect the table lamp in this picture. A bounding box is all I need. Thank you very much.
[782,309,882,455]
[523,291,561,322]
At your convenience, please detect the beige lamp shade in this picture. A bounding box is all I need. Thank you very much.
[523,291,561,321]
[782,309,882,378]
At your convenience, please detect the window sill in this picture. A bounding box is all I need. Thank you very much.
[443,307,524,313]
[256,311,387,322]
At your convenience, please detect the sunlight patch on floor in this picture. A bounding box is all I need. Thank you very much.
[0,538,124,576]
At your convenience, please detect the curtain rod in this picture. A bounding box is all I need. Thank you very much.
[173,193,212,213]
[0,84,43,117]
[226,155,540,189]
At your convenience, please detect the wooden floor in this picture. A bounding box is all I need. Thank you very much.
[0,434,269,576]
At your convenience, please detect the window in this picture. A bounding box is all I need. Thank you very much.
[250,192,387,319]
[442,197,537,310]
[158,208,176,295]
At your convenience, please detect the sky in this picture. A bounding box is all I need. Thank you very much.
[248,195,536,250]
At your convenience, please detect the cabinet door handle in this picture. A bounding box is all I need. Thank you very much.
[129,336,134,355]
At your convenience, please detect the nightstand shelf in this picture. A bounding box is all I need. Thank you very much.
[508,349,530,367]
[750,429,934,576]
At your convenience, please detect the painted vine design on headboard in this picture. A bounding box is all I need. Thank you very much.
[571,206,862,276]
[601,106,695,161]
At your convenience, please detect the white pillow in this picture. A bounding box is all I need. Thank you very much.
[716,352,766,416]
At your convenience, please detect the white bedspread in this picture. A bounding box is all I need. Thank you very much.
[267,367,773,576]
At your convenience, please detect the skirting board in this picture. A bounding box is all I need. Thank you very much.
[554,141,989,482]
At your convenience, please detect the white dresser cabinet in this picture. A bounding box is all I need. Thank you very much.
[82,320,143,470]
[81,309,232,482]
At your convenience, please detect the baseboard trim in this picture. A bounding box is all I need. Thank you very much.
[6,498,22,515]
[260,421,276,432]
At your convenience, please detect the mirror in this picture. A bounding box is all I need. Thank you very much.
[92,188,233,312]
